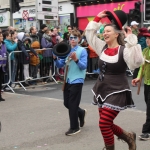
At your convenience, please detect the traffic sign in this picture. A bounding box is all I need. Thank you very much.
[36,0,58,20]
[22,10,29,20]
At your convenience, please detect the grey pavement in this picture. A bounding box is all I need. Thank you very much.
[13,77,146,111]
[0,92,149,150]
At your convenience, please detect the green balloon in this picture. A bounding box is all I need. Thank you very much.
[99,25,104,33]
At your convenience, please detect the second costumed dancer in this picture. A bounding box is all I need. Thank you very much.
[85,10,144,150]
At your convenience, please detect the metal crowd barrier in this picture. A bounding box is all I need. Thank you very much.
[2,48,57,93]
[2,52,14,92]
[2,47,133,93]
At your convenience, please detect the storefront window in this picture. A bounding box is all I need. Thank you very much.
[143,23,150,28]
[45,20,57,30]
[59,15,70,34]
[14,18,36,32]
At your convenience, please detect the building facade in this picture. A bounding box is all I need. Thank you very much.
[0,0,75,32]
[0,0,10,28]
[58,0,74,33]
[70,0,149,30]
[13,6,36,32]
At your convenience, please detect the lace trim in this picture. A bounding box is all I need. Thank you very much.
[92,89,131,102]
[98,102,135,111]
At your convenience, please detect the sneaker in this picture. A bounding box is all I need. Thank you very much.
[28,77,33,80]
[25,77,33,81]
[4,87,11,91]
[11,83,16,88]
[79,109,87,127]
[65,128,81,136]
[15,85,20,89]
[139,133,150,140]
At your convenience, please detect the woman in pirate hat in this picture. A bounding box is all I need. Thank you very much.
[85,10,144,150]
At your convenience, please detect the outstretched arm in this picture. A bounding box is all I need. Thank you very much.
[85,10,107,56]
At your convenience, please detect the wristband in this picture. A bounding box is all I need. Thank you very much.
[75,59,79,63]
[53,57,57,61]
[93,16,101,22]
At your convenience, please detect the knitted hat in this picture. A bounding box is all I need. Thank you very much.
[41,24,47,30]
[106,10,127,30]
[31,41,40,49]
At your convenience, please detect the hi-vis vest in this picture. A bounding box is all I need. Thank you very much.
[0,44,7,72]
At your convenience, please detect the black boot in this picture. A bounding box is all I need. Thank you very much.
[0,93,5,101]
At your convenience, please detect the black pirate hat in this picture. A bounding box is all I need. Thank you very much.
[106,10,127,30]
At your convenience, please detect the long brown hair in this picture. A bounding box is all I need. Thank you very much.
[104,24,125,46]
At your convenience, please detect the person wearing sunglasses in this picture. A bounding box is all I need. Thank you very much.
[85,10,144,150]
[53,30,88,136]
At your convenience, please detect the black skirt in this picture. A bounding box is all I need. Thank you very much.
[93,90,135,111]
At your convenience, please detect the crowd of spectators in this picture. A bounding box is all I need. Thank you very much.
[0,24,101,90]
[1,20,147,90]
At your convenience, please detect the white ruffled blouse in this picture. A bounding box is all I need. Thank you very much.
[85,21,144,70]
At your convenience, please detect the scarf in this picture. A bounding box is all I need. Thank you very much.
[43,33,51,42]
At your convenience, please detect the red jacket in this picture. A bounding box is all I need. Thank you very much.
[88,45,98,58]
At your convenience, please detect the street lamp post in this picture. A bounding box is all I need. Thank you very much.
[9,0,13,26]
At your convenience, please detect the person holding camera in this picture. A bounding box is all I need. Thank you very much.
[85,10,144,150]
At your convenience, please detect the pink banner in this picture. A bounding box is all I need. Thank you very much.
[77,1,141,17]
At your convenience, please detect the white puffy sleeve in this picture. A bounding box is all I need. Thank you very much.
[123,34,144,70]
[85,21,106,56]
